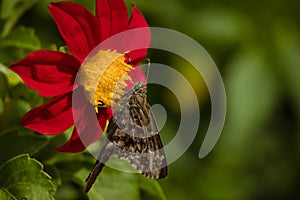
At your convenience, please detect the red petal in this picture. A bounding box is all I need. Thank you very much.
[96,0,128,40]
[57,106,112,152]
[10,50,80,97]
[21,92,73,135]
[97,107,113,128]
[55,128,85,152]
[98,5,150,62]
[56,88,112,152]
[126,4,151,64]
[48,2,101,63]
[109,0,128,36]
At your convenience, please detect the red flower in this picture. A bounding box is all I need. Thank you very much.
[10,0,150,152]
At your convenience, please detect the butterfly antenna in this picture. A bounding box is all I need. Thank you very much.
[124,53,140,83]
[146,58,151,81]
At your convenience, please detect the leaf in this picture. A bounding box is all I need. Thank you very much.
[0,26,41,49]
[0,188,17,200]
[0,0,40,37]
[0,71,9,99]
[138,177,167,200]
[84,160,140,200]
[0,99,31,133]
[0,26,41,65]
[0,83,43,131]
[0,154,55,200]
[0,63,22,86]
[10,83,44,108]
[44,151,93,200]
[0,130,49,165]
[81,158,166,200]
[39,165,61,194]
[33,129,73,164]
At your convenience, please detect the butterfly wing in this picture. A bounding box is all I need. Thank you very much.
[84,83,168,192]
[108,109,168,179]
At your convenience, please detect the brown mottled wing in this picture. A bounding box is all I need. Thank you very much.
[84,83,168,193]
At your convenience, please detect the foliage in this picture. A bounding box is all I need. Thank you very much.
[1,0,300,199]
[0,154,55,200]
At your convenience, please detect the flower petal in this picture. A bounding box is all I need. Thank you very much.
[56,106,112,152]
[96,0,128,40]
[48,2,101,63]
[55,128,85,152]
[21,92,73,135]
[98,4,150,63]
[127,4,151,64]
[10,50,80,97]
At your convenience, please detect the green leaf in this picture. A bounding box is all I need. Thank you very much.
[0,99,31,132]
[0,0,40,37]
[0,26,41,65]
[10,83,43,108]
[46,151,93,200]
[0,130,49,165]
[0,154,55,200]
[138,177,167,200]
[33,130,72,164]
[82,158,166,200]
[0,188,17,200]
[43,165,62,191]
[0,72,9,99]
[0,26,41,49]
[0,63,22,86]
[86,162,140,200]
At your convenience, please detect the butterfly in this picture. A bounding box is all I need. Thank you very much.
[84,81,168,192]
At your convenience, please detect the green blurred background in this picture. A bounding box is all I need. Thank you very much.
[1,0,300,199]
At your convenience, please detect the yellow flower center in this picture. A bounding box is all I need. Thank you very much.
[78,50,133,112]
